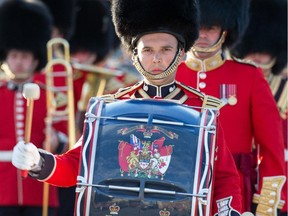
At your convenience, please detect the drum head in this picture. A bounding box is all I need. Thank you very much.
[75,98,218,216]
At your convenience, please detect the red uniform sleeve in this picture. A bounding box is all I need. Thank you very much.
[212,123,242,214]
[38,138,83,187]
[251,68,286,200]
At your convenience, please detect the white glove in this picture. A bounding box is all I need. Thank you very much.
[12,141,41,171]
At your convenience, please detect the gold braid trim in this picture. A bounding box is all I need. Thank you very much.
[176,81,225,109]
[204,95,225,109]
[253,175,286,215]
[103,81,144,100]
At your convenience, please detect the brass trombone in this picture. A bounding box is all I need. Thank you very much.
[72,61,123,112]
[71,59,123,134]
[45,37,76,149]
[43,37,76,216]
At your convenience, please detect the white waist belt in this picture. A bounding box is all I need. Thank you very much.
[0,151,13,162]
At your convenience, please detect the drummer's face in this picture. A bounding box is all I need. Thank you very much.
[136,33,182,85]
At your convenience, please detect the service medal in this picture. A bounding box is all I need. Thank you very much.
[228,95,237,105]
[220,84,237,106]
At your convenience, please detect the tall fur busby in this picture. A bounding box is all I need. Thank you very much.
[41,0,77,40]
[198,0,250,49]
[231,0,287,75]
[69,0,114,64]
[0,0,52,71]
[111,0,199,52]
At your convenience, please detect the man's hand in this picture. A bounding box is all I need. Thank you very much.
[12,141,41,171]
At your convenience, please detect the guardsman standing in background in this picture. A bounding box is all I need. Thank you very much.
[67,0,138,135]
[231,0,287,214]
[40,1,78,215]
[0,0,68,215]
[41,0,76,40]
[103,1,142,94]
[176,0,286,213]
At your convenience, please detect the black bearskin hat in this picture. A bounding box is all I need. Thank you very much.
[111,0,199,52]
[231,0,287,75]
[69,0,114,64]
[41,0,77,40]
[0,0,52,71]
[198,0,249,49]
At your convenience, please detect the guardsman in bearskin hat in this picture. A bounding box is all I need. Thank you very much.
[41,0,77,40]
[104,0,141,95]
[67,0,115,133]
[70,0,139,134]
[231,0,287,78]
[176,0,286,213]
[38,1,78,215]
[69,0,114,66]
[0,0,69,215]
[0,0,51,75]
[11,0,244,214]
[231,0,288,214]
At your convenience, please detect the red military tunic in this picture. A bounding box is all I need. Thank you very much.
[0,74,61,207]
[176,51,286,211]
[35,80,243,214]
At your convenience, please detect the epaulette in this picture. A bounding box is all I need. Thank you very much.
[176,81,225,109]
[231,56,258,68]
[113,81,143,99]
[97,94,117,103]
[97,81,143,103]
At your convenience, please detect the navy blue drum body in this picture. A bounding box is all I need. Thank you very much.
[75,98,219,216]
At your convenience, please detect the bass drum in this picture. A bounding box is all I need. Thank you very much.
[75,98,219,216]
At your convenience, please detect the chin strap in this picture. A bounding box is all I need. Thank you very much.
[257,58,276,71]
[132,48,183,80]
[191,31,226,53]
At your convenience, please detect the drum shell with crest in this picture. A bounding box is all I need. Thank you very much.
[75,98,219,216]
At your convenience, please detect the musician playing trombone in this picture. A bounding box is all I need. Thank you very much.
[12,0,244,214]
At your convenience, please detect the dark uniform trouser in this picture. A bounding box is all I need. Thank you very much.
[0,206,56,216]
[232,153,256,212]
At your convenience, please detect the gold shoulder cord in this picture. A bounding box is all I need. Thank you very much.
[176,81,225,109]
